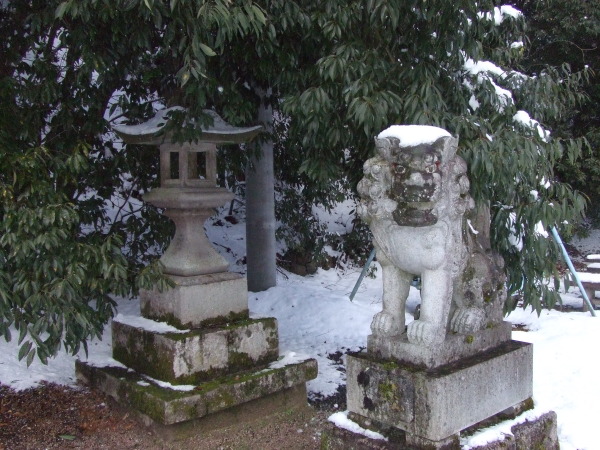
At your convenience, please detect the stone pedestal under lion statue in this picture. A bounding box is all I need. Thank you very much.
[341,126,546,449]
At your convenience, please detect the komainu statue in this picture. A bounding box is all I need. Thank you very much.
[357,126,506,346]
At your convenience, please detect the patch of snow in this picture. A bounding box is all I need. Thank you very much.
[463,58,515,111]
[268,351,312,370]
[478,5,523,25]
[540,178,552,189]
[468,95,480,111]
[506,303,600,449]
[464,59,506,78]
[2,201,600,449]
[467,219,479,235]
[534,222,549,238]
[142,375,196,392]
[513,110,550,141]
[112,106,184,136]
[378,125,451,146]
[113,314,190,334]
[462,409,545,448]
[507,212,523,251]
[491,80,514,110]
[573,272,600,283]
[499,5,523,20]
[328,411,387,441]
[511,41,524,49]
[312,198,356,236]
[112,107,261,139]
[571,230,600,257]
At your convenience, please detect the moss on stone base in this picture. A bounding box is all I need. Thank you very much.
[141,306,250,330]
[112,317,279,385]
[75,357,318,426]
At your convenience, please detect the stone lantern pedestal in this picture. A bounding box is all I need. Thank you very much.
[138,185,248,328]
[75,108,316,436]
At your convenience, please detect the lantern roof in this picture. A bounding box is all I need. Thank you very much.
[112,107,262,145]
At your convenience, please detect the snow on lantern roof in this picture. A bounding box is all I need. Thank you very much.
[112,106,263,145]
[377,125,451,147]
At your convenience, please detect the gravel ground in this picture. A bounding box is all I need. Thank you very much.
[0,382,336,449]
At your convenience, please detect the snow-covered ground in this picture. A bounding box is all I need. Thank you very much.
[1,206,599,449]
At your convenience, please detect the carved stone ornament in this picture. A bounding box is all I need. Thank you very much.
[357,126,506,347]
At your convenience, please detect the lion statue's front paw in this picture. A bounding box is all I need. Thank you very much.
[407,320,445,346]
[371,311,403,336]
[450,307,485,334]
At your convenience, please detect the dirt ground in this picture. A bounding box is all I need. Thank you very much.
[0,382,336,449]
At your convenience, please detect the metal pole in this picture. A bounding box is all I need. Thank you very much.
[349,248,376,301]
[551,227,596,317]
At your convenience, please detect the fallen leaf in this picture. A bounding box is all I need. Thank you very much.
[58,434,76,441]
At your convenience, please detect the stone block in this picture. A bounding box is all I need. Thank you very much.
[322,410,558,450]
[511,411,559,450]
[367,321,512,369]
[140,272,248,328]
[346,341,533,445]
[75,357,318,425]
[112,317,279,384]
[148,384,311,442]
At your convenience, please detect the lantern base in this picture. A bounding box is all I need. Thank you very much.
[140,272,248,329]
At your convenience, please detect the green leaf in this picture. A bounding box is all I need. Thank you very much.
[58,434,77,441]
[198,42,216,57]
[26,348,36,367]
[18,341,32,361]
[55,2,70,19]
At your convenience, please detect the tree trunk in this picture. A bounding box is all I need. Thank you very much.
[245,91,277,291]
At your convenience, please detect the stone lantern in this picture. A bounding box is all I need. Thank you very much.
[115,107,260,279]
[111,108,264,327]
[76,108,316,433]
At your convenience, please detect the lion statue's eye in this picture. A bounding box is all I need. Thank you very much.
[395,165,407,174]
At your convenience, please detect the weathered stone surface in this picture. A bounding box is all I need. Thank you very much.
[144,188,233,276]
[357,129,506,348]
[112,318,279,384]
[344,126,538,449]
[367,321,512,369]
[346,341,533,444]
[75,357,318,426]
[140,272,248,328]
[148,384,311,442]
[322,410,558,450]
[320,425,397,449]
[511,411,559,450]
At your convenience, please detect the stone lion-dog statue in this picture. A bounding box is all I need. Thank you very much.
[357,126,506,346]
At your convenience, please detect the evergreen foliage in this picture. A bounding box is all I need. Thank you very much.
[0,0,266,363]
[0,0,589,363]
[515,0,600,224]
[269,1,588,313]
